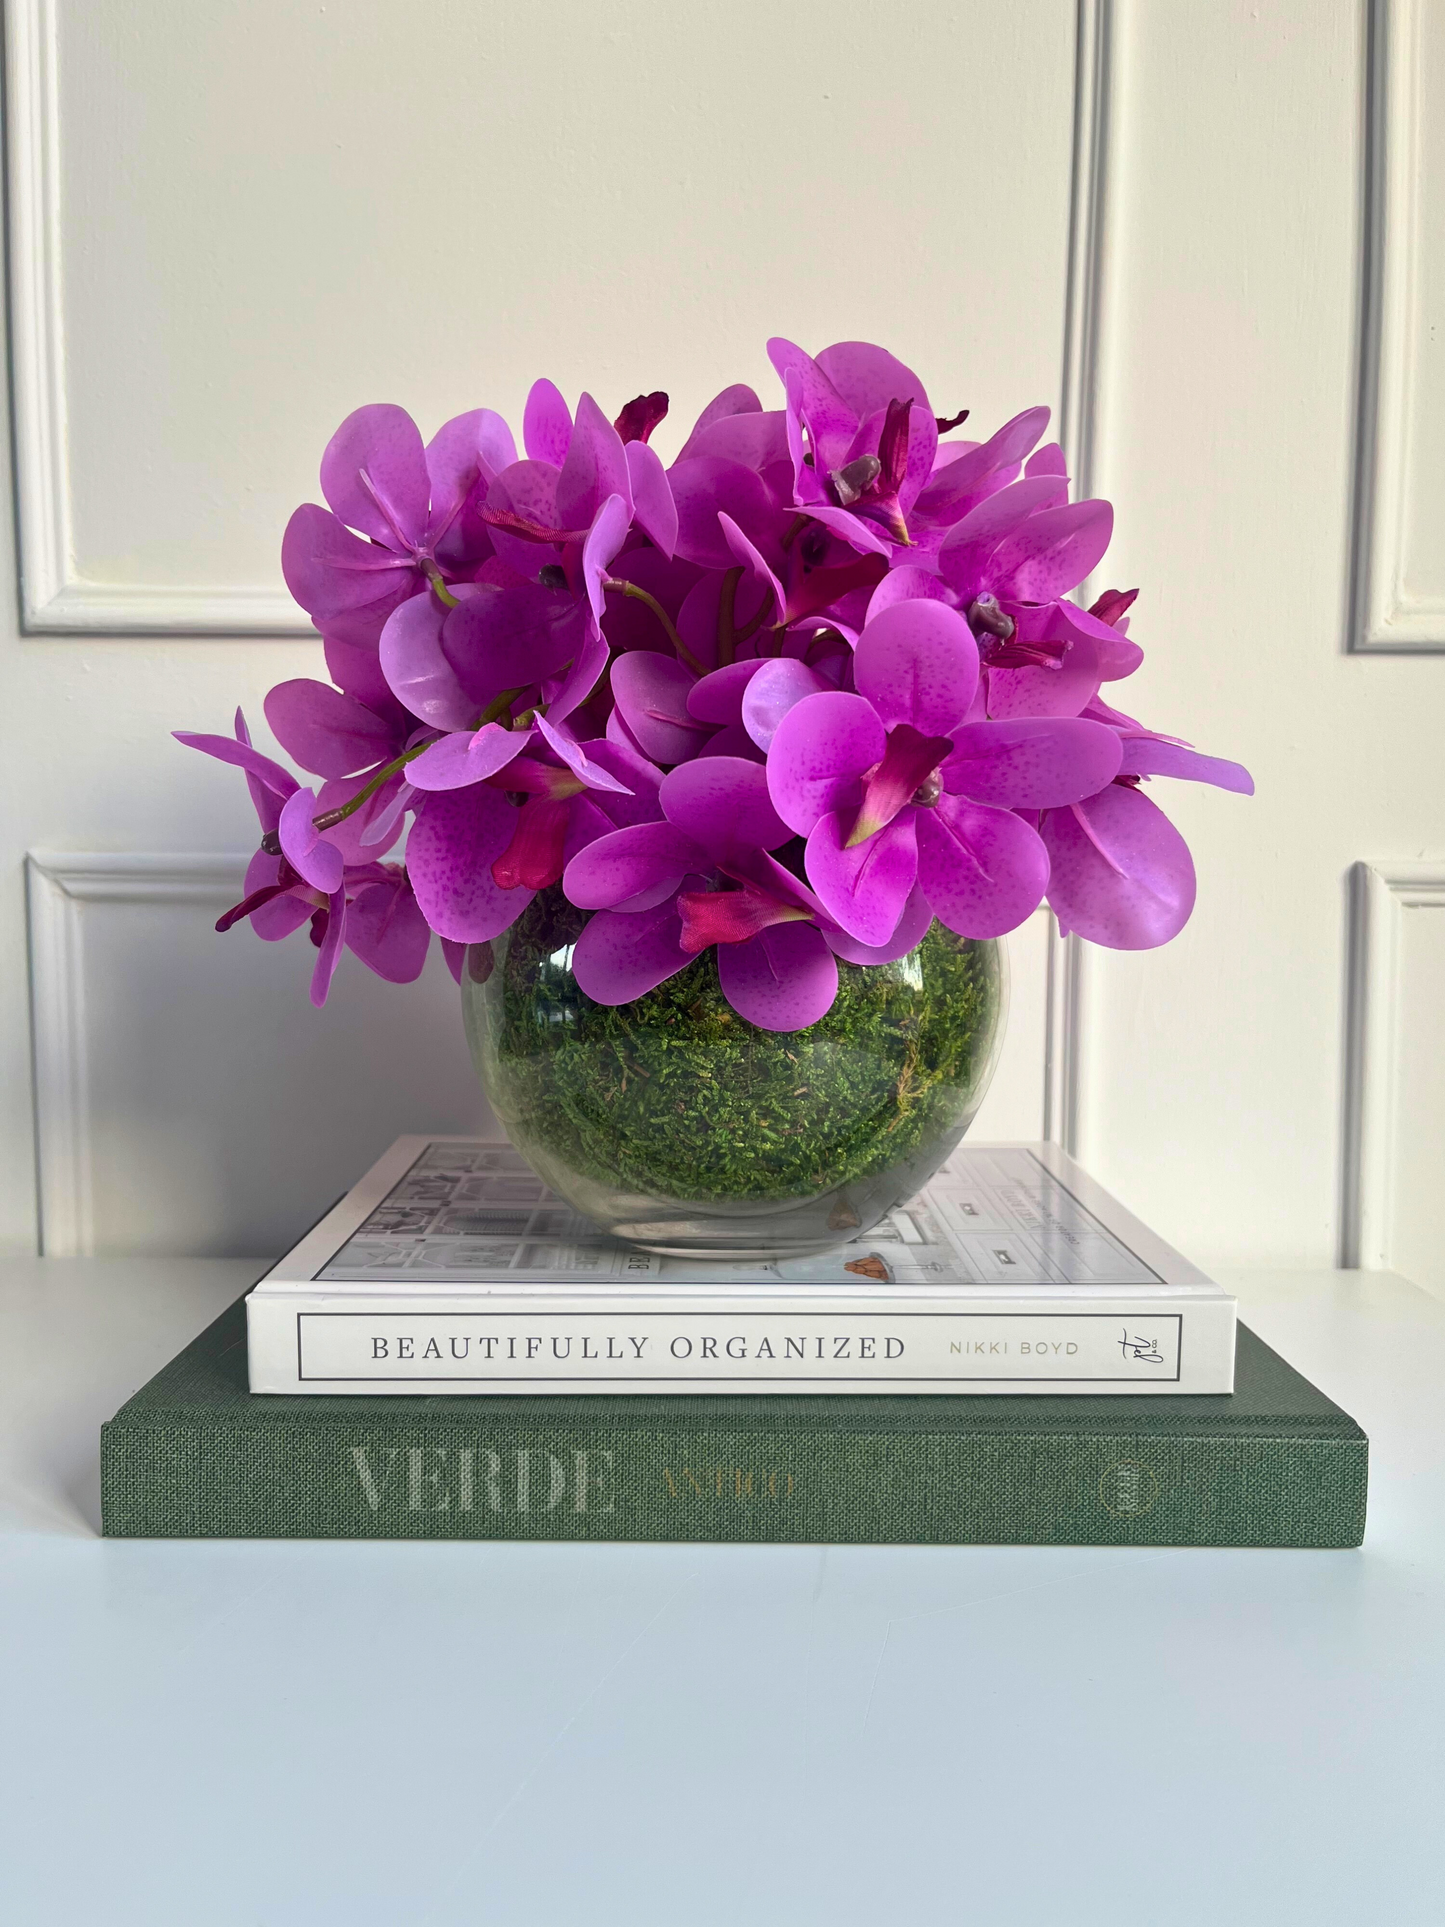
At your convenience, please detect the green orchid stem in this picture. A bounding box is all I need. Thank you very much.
[735,594,774,648]
[258,740,429,855]
[259,687,539,854]
[716,566,743,668]
[478,686,527,728]
[604,578,706,677]
[425,565,459,609]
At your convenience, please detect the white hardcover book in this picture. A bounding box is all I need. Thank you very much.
[245,1138,1236,1396]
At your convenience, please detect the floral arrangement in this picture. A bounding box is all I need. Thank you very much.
[180,338,1251,1030]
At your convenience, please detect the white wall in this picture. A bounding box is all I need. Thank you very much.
[2,0,1440,1273]
[0,0,1074,1256]
[1078,0,1445,1272]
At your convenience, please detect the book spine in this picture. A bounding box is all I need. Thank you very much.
[246,1297,1237,1394]
[101,1412,1366,1548]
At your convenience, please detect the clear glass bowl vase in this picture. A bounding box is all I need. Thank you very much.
[461,889,1007,1257]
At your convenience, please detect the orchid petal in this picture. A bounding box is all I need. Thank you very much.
[522,379,572,467]
[696,721,764,763]
[482,460,569,576]
[1042,784,1196,948]
[865,565,953,621]
[571,898,693,1005]
[681,410,791,472]
[852,600,979,735]
[322,633,409,730]
[718,923,839,1031]
[767,338,858,474]
[406,722,530,792]
[944,718,1123,809]
[624,440,678,557]
[822,884,934,965]
[263,679,398,779]
[795,503,893,558]
[378,593,479,732]
[278,787,344,894]
[935,476,1073,601]
[563,795,618,868]
[309,888,349,1007]
[718,512,786,625]
[677,383,764,463]
[578,737,665,825]
[319,404,430,550]
[563,821,705,911]
[766,691,883,835]
[314,770,404,862]
[407,785,530,941]
[581,493,632,625]
[988,499,1114,602]
[174,731,297,812]
[804,810,918,946]
[532,713,634,795]
[1116,738,1254,793]
[669,458,780,570]
[425,408,516,531]
[344,878,431,983]
[442,583,588,701]
[741,658,831,751]
[358,779,416,850]
[545,622,610,726]
[241,849,313,941]
[280,504,416,642]
[556,393,632,531]
[659,756,791,857]
[687,659,766,726]
[609,650,708,765]
[913,406,1050,523]
[815,341,930,424]
[915,795,1049,938]
[1023,440,1070,506]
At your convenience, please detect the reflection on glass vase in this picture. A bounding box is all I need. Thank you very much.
[462,887,1007,1258]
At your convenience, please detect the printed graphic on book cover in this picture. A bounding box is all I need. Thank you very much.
[315,1143,1162,1291]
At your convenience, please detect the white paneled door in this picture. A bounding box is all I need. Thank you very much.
[2,1,1441,1276]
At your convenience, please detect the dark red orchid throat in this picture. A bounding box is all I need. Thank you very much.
[1090,586,1139,628]
[612,391,669,444]
[677,882,811,953]
[964,593,1066,672]
[847,722,953,848]
[491,797,571,893]
[826,395,916,545]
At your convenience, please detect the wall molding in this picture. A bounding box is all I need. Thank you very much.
[3,0,310,634]
[25,852,249,1254]
[1350,0,1444,652]
[1044,0,1112,1151]
[1340,860,1445,1267]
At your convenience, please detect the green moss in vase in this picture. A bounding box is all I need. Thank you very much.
[466,888,1003,1214]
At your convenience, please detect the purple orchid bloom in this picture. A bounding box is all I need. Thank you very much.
[563,758,933,1028]
[184,337,1255,1035]
[560,757,826,1028]
[767,338,944,554]
[175,710,429,1003]
[488,718,658,897]
[765,601,1123,946]
[1038,698,1253,949]
[282,404,514,646]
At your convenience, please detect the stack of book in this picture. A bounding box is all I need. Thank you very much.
[101,1139,1367,1547]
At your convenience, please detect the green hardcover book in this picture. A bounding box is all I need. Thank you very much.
[101,1295,1366,1547]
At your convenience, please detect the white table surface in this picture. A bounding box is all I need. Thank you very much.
[2,1257,1442,1927]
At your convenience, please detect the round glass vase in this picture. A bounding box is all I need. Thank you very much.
[462,889,1007,1258]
